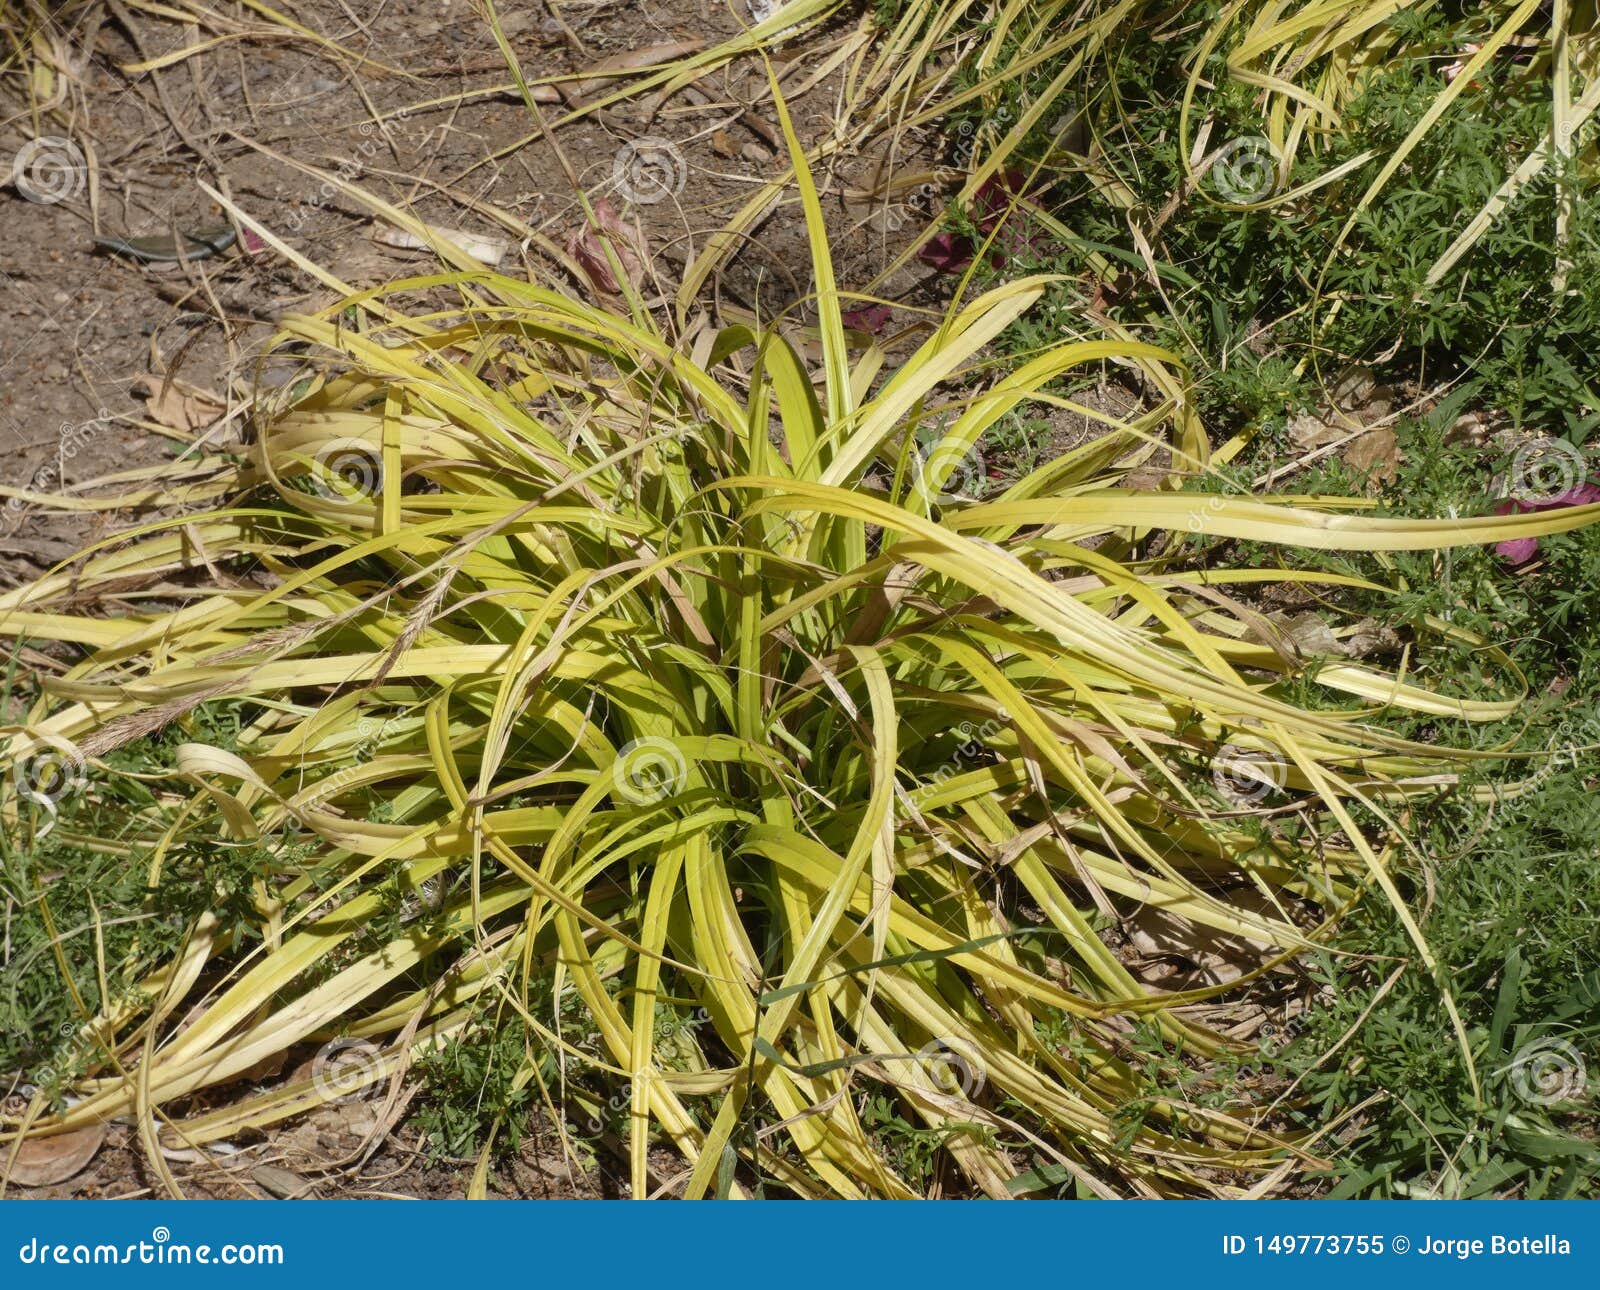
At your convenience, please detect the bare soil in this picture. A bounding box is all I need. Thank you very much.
[0,0,938,586]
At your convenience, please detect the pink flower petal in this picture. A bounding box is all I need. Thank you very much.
[1495,536,1541,565]
[973,171,1027,234]
[566,198,644,295]
[1546,481,1600,508]
[842,304,892,334]
[917,232,974,273]
[918,172,1039,274]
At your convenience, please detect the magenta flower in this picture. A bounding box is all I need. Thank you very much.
[841,303,892,334]
[917,230,977,273]
[916,171,1038,274]
[1493,481,1600,564]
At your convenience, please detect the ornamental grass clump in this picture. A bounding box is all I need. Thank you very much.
[4,122,1598,1197]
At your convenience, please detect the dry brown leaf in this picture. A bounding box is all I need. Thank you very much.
[238,1048,287,1083]
[1266,610,1350,659]
[131,373,226,432]
[1126,894,1281,987]
[1345,616,1403,660]
[1342,426,1401,485]
[1327,367,1400,421]
[1122,468,1167,491]
[278,1100,380,1161]
[251,1164,313,1198]
[1445,410,1492,446]
[2,1122,107,1187]
[1287,411,1345,451]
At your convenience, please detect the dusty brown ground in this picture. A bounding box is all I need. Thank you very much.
[10,1110,664,1200]
[0,0,943,585]
[0,0,956,1199]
